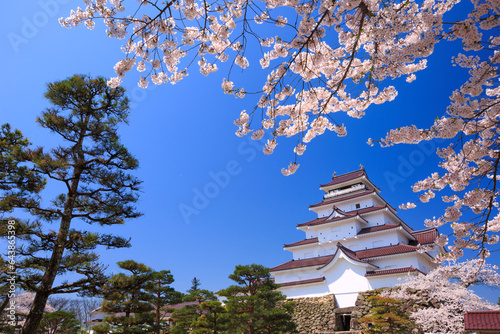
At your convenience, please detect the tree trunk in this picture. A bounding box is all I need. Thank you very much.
[22,116,89,334]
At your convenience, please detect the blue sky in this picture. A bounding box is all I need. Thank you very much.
[1,0,499,304]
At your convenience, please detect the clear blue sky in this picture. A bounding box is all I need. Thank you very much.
[1,1,499,304]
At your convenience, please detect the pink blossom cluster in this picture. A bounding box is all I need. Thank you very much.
[383,260,500,333]
[375,0,500,259]
[62,0,470,175]
[14,292,55,315]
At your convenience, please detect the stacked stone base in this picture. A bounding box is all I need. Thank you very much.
[285,295,337,333]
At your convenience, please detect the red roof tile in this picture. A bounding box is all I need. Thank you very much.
[298,205,386,228]
[284,237,318,248]
[279,277,326,287]
[271,243,425,272]
[309,189,376,208]
[320,169,367,188]
[365,266,423,277]
[355,244,418,260]
[411,228,438,245]
[465,311,500,330]
[358,223,401,235]
[270,255,334,272]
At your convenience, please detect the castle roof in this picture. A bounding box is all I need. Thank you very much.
[284,237,319,248]
[365,266,424,277]
[355,243,419,260]
[410,228,439,245]
[320,169,367,188]
[465,310,500,331]
[271,242,428,272]
[357,223,401,235]
[309,189,376,209]
[270,254,335,272]
[298,205,385,227]
[279,277,326,287]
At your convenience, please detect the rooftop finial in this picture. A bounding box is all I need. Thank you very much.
[332,171,336,180]
[359,163,364,170]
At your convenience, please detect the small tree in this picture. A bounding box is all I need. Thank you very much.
[191,301,228,334]
[40,310,81,334]
[146,270,183,334]
[94,260,154,334]
[170,290,219,334]
[218,264,296,334]
[358,296,413,334]
[189,277,202,293]
[0,74,142,334]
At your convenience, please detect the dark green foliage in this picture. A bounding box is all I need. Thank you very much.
[0,75,142,334]
[358,296,413,334]
[218,264,296,334]
[94,260,155,334]
[170,290,219,334]
[190,300,228,334]
[147,270,183,334]
[189,277,202,293]
[39,310,81,334]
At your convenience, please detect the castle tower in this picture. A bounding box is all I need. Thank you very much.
[270,169,444,308]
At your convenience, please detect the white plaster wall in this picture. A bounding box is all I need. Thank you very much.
[279,284,330,299]
[368,275,403,289]
[316,221,358,242]
[336,197,376,212]
[363,212,389,227]
[335,292,362,308]
[396,232,411,244]
[273,268,325,283]
[293,230,409,259]
[417,255,438,274]
[316,207,334,217]
[342,230,401,251]
[370,254,421,270]
[292,244,318,260]
[312,194,382,217]
[323,258,370,294]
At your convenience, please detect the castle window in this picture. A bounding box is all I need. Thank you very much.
[355,203,361,209]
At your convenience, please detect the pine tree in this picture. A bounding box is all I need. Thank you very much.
[358,296,414,334]
[94,260,155,333]
[0,75,142,334]
[218,264,296,334]
[190,300,228,334]
[147,270,183,334]
[170,290,218,334]
[189,277,202,292]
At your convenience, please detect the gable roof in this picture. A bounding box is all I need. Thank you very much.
[465,311,500,330]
